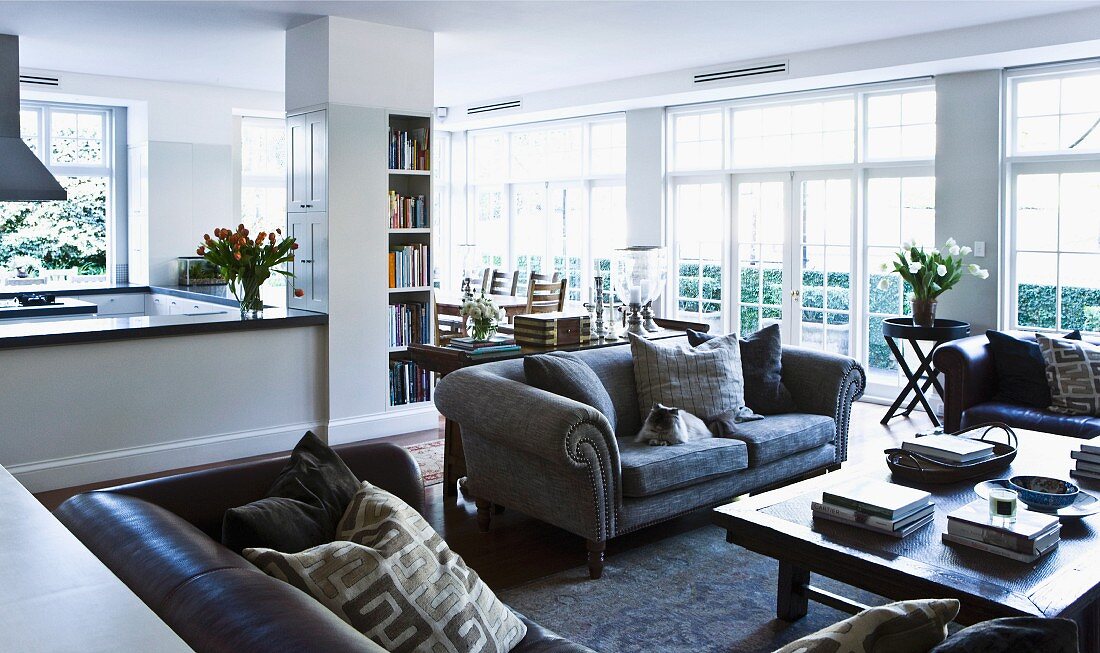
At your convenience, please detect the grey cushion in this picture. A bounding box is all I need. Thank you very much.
[524,352,618,432]
[1039,335,1100,417]
[572,345,643,437]
[719,413,835,466]
[630,332,745,422]
[929,617,1078,653]
[618,437,748,498]
[688,324,797,414]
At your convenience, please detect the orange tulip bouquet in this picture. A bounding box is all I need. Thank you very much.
[197,224,298,318]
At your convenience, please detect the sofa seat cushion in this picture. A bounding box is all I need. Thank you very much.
[719,413,835,466]
[962,401,1100,439]
[618,437,748,498]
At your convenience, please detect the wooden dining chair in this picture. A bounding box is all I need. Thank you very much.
[487,269,519,296]
[433,292,464,347]
[525,273,568,313]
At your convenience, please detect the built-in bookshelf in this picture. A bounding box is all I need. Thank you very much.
[387,112,433,409]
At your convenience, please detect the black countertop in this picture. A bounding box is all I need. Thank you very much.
[0,297,98,319]
[0,307,327,350]
[0,284,326,349]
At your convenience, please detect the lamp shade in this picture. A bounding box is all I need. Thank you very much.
[611,246,667,305]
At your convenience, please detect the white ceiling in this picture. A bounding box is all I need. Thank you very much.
[1,1,1098,106]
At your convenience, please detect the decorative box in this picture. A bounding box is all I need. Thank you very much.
[177,257,226,286]
[513,312,592,346]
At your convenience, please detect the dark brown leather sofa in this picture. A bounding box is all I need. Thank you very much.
[934,332,1100,437]
[55,441,592,653]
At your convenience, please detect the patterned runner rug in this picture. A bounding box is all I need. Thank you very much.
[403,439,445,487]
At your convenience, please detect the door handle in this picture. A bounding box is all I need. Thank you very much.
[305,204,312,208]
[300,259,314,264]
[790,289,801,301]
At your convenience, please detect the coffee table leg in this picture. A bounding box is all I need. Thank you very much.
[777,560,810,621]
[1078,601,1100,653]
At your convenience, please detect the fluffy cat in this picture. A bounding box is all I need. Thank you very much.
[635,403,714,446]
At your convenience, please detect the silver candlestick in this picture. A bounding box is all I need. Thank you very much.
[603,303,620,340]
[625,302,647,336]
[641,301,659,332]
[592,274,605,340]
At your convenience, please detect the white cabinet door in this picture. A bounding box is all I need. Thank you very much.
[145,294,169,316]
[305,111,327,213]
[287,114,308,213]
[85,293,146,316]
[287,212,328,312]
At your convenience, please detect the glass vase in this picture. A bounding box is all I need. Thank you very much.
[231,277,264,319]
[911,298,937,327]
[468,318,496,341]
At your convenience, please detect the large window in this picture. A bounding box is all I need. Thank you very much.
[240,117,287,236]
[667,83,936,394]
[1,102,117,283]
[461,115,627,302]
[1006,65,1100,334]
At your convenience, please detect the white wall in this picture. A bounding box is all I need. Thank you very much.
[935,71,1003,334]
[21,68,284,284]
[1,326,326,492]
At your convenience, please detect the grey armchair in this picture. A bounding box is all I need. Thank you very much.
[434,339,865,579]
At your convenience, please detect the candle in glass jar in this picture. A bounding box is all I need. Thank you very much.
[629,287,642,304]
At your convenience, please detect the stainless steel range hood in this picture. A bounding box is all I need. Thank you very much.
[0,34,66,202]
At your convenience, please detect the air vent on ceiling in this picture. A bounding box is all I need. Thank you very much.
[694,61,788,85]
[20,73,59,87]
[467,99,521,116]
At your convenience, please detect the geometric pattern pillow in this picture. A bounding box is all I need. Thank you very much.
[772,598,960,653]
[1038,335,1100,417]
[245,482,527,653]
[629,331,746,423]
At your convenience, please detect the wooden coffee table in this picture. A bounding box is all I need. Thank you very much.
[712,428,1100,649]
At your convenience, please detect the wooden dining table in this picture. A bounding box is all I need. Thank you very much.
[433,291,532,322]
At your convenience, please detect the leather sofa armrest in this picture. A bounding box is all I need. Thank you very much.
[933,334,996,433]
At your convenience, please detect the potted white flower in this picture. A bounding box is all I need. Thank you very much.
[460,291,506,341]
[878,238,988,326]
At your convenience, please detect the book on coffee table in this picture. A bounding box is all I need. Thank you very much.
[812,501,934,537]
[946,500,1060,554]
[942,532,1060,563]
[901,434,996,464]
[820,478,932,520]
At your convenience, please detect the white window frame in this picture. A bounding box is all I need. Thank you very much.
[17,100,122,282]
[1004,61,1100,334]
[460,113,627,302]
[665,80,935,398]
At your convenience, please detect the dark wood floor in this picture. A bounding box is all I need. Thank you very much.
[34,401,932,591]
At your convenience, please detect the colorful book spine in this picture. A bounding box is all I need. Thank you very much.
[388,360,432,406]
[388,244,431,288]
[387,302,430,347]
[388,128,431,171]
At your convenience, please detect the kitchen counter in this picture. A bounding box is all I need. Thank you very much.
[0,307,326,350]
[0,297,97,319]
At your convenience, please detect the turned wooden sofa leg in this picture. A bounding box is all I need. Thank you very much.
[586,540,606,579]
[475,499,492,533]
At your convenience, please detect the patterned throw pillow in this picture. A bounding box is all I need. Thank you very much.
[245,482,527,653]
[1038,335,1100,417]
[629,332,746,422]
[773,599,959,653]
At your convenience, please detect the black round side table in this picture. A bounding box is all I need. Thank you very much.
[880,317,970,427]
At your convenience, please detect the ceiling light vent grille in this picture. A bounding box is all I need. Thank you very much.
[694,61,787,85]
[467,99,521,116]
[20,74,59,87]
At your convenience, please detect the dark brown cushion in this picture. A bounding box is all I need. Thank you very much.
[222,431,360,553]
[929,617,1078,653]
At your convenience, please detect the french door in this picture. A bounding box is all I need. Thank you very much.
[510,182,585,298]
[732,171,856,356]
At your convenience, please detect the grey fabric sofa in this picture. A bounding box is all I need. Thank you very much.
[434,338,866,579]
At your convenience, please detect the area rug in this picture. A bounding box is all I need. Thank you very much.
[499,525,886,653]
[403,439,445,487]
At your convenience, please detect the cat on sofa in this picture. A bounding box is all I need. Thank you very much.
[635,403,713,446]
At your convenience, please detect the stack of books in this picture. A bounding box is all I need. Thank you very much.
[1070,443,1100,482]
[812,478,934,538]
[389,360,431,406]
[448,335,521,357]
[943,500,1060,562]
[900,434,996,464]
[388,191,428,229]
[387,302,429,348]
[388,127,429,170]
[388,244,430,288]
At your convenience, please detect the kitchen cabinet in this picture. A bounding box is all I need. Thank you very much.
[144,293,229,317]
[287,110,326,213]
[85,293,145,317]
[287,212,328,313]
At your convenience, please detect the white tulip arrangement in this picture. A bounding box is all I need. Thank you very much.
[460,291,507,340]
[877,238,988,300]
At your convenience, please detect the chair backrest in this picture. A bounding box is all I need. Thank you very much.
[487,269,519,296]
[433,292,464,346]
[525,275,568,313]
[44,268,77,282]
